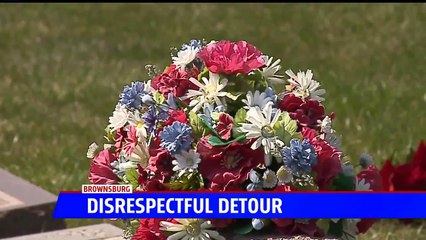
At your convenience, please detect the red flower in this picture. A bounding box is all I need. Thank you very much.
[113,127,127,157]
[379,160,395,191]
[123,125,138,156]
[308,137,342,190]
[137,165,167,192]
[380,140,426,191]
[131,218,167,240]
[216,113,233,141]
[278,94,325,130]
[357,165,383,191]
[165,109,188,126]
[271,219,324,238]
[197,137,263,191]
[198,40,265,75]
[151,64,198,98]
[147,137,174,180]
[88,149,118,184]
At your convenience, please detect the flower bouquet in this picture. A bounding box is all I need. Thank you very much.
[87,39,383,240]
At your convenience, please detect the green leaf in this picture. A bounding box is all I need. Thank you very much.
[274,112,298,144]
[199,117,221,138]
[165,171,204,191]
[327,219,343,238]
[188,111,210,139]
[234,108,247,126]
[154,91,165,104]
[198,67,210,80]
[332,173,356,191]
[208,134,246,147]
[125,168,139,190]
[233,220,253,235]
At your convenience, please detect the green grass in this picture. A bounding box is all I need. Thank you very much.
[0,3,425,239]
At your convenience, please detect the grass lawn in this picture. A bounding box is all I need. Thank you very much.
[0,3,425,239]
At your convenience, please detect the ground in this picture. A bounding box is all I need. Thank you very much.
[0,3,425,240]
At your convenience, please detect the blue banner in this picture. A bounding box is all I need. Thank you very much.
[53,192,426,219]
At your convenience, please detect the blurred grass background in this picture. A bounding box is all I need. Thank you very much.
[0,3,425,239]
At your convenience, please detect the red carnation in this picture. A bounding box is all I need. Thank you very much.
[198,40,265,75]
[88,149,119,184]
[165,109,188,127]
[197,137,263,191]
[278,94,325,130]
[308,137,342,190]
[216,113,233,141]
[151,64,198,98]
[131,218,167,240]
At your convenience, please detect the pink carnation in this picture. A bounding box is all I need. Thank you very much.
[198,40,265,75]
[88,149,118,184]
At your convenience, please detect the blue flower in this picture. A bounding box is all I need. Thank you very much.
[181,39,202,51]
[264,87,278,103]
[119,81,151,109]
[281,138,317,175]
[160,122,193,155]
[143,106,168,136]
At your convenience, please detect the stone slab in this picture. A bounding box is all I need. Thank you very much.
[1,223,123,240]
[0,168,66,238]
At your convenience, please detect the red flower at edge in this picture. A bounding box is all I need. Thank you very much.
[380,140,426,191]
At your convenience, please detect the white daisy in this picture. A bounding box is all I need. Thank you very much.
[285,69,326,102]
[182,72,228,113]
[108,104,129,132]
[172,149,202,172]
[127,110,148,140]
[260,55,285,84]
[276,166,293,184]
[127,143,149,168]
[262,169,278,189]
[356,178,371,191]
[240,102,281,166]
[160,219,225,240]
[172,47,200,69]
[242,90,273,110]
[86,142,98,159]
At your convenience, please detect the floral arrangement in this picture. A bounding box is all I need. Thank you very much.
[87,39,383,240]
